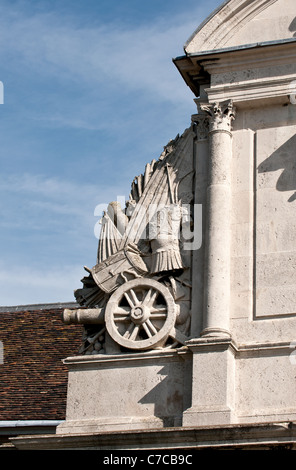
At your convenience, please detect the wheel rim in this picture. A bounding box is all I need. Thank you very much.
[105,278,176,350]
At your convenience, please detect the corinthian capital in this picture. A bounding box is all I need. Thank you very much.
[199,100,236,134]
[191,112,209,141]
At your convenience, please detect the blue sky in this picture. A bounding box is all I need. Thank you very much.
[0,0,222,306]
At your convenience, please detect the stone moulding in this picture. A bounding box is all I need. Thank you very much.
[206,79,294,106]
[61,338,294,363]
[62,347,190,368]
[10,422,296,450]
[186,337,295,356]
[184,0,279,54]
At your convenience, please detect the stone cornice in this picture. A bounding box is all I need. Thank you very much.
[63,347,190,368]
[10,421,296,450]
[174,40,296,105]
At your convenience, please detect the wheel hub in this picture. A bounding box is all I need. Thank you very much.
[130,305,150,324]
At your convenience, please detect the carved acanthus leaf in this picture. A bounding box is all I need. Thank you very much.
[198,100,236,133]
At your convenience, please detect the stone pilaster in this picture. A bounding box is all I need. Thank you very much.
[182,337,237,426]
[189,110,209,337]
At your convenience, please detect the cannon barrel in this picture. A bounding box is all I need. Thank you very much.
[62,308,105,325]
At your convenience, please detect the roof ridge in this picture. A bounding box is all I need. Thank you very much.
[0,302,78,313]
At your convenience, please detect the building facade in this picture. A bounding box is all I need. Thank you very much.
[7,0,296,450]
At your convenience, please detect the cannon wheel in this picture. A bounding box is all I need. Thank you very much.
[105,278,176,350]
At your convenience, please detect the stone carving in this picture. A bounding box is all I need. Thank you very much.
[105,278,177,351]
[149,203,184,273]
[191,99,235,141]
[199,100,236,134]
[97,202,129,264]
[191,112,210,141]
[63,129,195,354]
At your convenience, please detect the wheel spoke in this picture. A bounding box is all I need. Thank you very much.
[142,322,153,338]
[143,319,158,337]
[114,306,130,315]
[150,306,167,321]
[129,288,140,306]
[149,313,167,320]
[123,322,135,338]
[143,288,152,303]
[124,291,135,308]
[113,306,130,322]
[146,319,158,335]
[150,306,167,313]
[144,288,158,306]
[148,290,159,306]
[130,324,140,341]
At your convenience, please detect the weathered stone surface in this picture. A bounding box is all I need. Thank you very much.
[185,0,296,54]
[56,349,192,434]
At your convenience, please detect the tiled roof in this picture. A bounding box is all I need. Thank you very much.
[0,304,83,421]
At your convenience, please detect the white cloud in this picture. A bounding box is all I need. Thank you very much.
[0,4,199,105]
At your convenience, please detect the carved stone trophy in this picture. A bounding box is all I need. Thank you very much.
[63,133,194,355]
[57,130,196,433]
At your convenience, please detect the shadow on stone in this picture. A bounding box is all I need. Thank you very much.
[138,362,192,427]
[289,17,296,37]
[257,134,296,201]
